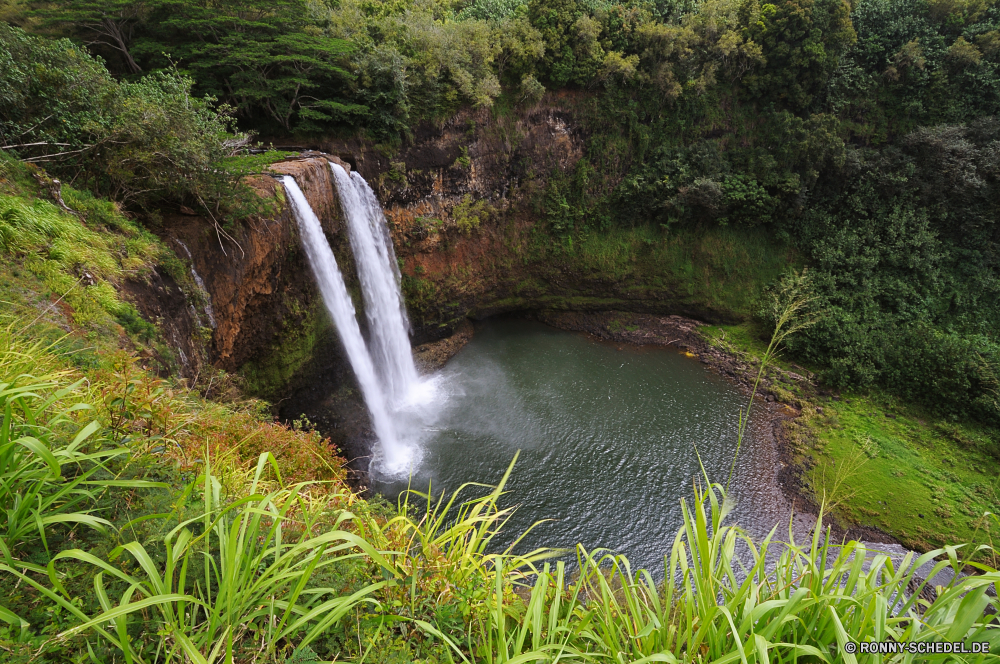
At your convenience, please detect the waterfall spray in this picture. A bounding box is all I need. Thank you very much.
[281,176,416,472]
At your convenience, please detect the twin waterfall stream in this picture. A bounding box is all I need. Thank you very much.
[281,164,435,477]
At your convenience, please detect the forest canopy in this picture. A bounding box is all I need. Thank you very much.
[11,0,996,135]
[7,0,866,135]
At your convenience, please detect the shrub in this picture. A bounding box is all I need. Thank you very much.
[452,194,494,235]
[0,24,250,213]
[883,325,1000,426]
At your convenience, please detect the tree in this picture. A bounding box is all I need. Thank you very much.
[638,0,765,100]
[389,13,502,116]
[33,0,148,74]
[85,69,246,207]
[134,0,366,133]
[743,0,856,111]
[494,14,545,83]
[1,24,249,212]
[0,22,117,154]
[528,0,584,86]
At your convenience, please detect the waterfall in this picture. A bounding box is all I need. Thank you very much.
[280,176,416,472]
[173,238,217,329]
[329,163,420,405]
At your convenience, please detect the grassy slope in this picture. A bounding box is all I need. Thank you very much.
[0,153,349,482]
[702,322,1000,554]
[804,395,999,553]
[0,315,389,661]
[0,153,164,356]
[0,155,387,660]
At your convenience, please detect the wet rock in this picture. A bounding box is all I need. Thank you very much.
[121,266,205,379]
[413,319,474,372]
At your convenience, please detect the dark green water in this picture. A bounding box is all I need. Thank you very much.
[373,319,784,571]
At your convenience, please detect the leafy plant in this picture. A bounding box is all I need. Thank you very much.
[5,452,396,662]
[388,453,553,586]
[452,194,494,235]
[456,480,1000,663]
[0,328,163,564]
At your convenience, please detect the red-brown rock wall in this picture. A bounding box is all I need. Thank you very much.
[162,155,350,372]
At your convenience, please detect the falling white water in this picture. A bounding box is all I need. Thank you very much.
[281,176,417,473]
[329,163,420,405]
[174,239,217,329]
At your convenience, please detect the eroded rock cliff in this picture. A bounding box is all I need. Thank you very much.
[150,101,730,392]
[129,156,353,396]
[312,101,739,345]
[120,102,761,480]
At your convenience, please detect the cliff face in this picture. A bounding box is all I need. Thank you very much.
[309,104,593,340]
[191,157,342,371]
[137,99,741,413]
[320,105,585,210]
[126,152,375,468]
[133,156,354,398]
[131,96,746,399]
[120,102,753,477]
[313,101,737,344]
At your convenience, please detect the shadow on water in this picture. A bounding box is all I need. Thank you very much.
[372,319,793,571]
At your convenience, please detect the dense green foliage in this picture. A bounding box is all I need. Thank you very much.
[785,124,1000,424]
[0,22,262,215]
[598,0,1000,426]
[127,0,366,133]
